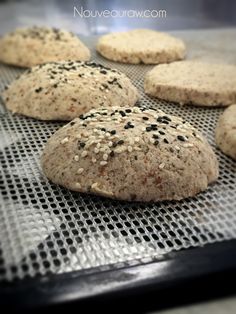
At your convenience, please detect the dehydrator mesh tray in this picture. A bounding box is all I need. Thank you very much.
[0,36,236,293]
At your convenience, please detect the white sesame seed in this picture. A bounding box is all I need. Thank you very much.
[76,134,81,139]
[159,163,165,169]
[127,146,133,153]
[81,151,88,158]
[92,157,97,163]
[91,182,99,189]
[103,153,108,161]
[103,96,107,100]
[108,141,113,147]
[100,147,106,152]
[105,132,110,137]
[74,155,79,161]
[61,137,69,144]
[75,182,81,188]
[96,143,101,148]
[149,138,155,144]
[134,146,142,151]
[134,137,140,142]
[94,147,99,154]
[77,168,84,174]
[100,161,107,166]
[183,143,194,148]
[175,145,180,151]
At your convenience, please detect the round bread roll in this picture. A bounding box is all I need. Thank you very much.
[2,61,139,121]
[96,29,186,64]
[41,106,219,202]
[144,61,236,107]
[0,26,90,67]
[215,105,236,160]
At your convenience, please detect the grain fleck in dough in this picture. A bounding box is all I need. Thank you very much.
[0,26,90,67]
[96,29,186,64]
[41,106,219,202]
[215,104,236,160]
[2,61,139,121]
[144,61,236,107]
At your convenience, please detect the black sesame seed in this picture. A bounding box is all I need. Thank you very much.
[119,110,126,117]
[53,83,58,88]
[163,138,169,144]
[79,141,85,148]
[162,120,169,125]
[70,121,76,126]
[79,114,84,119]
[177,135,186,142]
[159,130,165,135]
[156,117,163,123]
[35,87,43,93]
[146,127,152,132]
[110,130,116,135]
[142,116,149,121]
[125,109,132,113]
[117,140,124,145]
[134,156,138,160]
[110,151,115,157]
[153,134,159,139]
[154,140,159,146]
[101,128,106,132]
[100,70,107,74]
[162,116,172,122]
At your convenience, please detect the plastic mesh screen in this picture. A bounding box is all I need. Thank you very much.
[0,39,236,282]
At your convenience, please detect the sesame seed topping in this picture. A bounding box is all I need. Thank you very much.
[81,151,88,158]
[103,153,108,160]
[77,168,84,174]
[134,137,140,142]
[92,157,97,163]
[117,140,124,145]
[74,155,79,161]
[159,163,165,169]
[177,135,186,142]
[75,182,81,188]
[127,146,133,153]
[91,182,99,189]
[100,161,108,166]
[61,137,69,144]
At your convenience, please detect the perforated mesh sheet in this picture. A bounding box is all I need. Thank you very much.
[0,38,236,283]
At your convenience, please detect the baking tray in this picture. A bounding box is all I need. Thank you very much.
[0,34,236,311]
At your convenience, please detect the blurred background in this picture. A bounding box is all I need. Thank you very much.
[0,0,236,35]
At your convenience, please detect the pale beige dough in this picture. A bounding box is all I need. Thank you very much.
[2,61,139,121]
[144,61,236,107]
[0,26,90,67]
[215,105,236,160]
[41,106,219,202]
[96,29,186,64]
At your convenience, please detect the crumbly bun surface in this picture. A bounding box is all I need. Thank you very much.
[144,61,236,107]
[215,104,236,160]
[0,26,90,67]
[41,106,219,202]
[96,29,186,64]
[2,61,139,121]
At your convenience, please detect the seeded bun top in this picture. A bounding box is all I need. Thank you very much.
[0,26,90,67]
[2,61,139,121]
[41,106,218,202]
